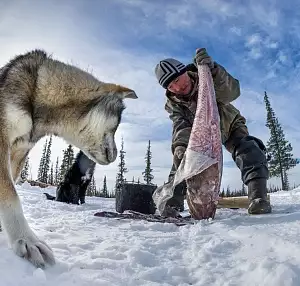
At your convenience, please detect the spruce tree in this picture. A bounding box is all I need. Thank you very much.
[220,188,225,197]
[20,156,30,181]
[115,137,128,188]
[65,144,75,169]
[264,91,297,190]
[110,189,116,198]
[86,182,93,196]
[92,176,97,196]
[59,145,75,181]
[226,186,231,197]
[42,135,52,183]
[142,140,154,185]
[49,163,54,185]
[37,139,48,181]
[95,188,102,197]
[59,149,68,181]
[87,175,97,196]
[102,175,108,198]
[241,183,246,196]
[283,170,289,191]
[54,157,59,185]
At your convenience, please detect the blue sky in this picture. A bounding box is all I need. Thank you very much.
[1,0,300,191]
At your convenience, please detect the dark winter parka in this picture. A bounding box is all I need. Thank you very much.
[164,62,248,156]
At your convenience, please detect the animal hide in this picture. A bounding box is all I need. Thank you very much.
[153,64,223,219]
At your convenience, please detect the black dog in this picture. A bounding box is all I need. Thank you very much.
[44,151,96,204]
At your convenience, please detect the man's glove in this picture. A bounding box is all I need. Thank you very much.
[194,48,214,69]
[173,146,186,168]
[174,146,186,159]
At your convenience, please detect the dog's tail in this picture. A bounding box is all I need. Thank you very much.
[44,193,56,200]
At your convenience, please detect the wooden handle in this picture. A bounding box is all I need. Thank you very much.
[217,195,270,209]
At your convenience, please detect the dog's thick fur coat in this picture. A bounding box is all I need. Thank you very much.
[44,150,96,204]
[0,49,137,268]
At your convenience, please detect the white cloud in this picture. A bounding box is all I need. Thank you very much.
[249,3,279,29]
[266,41,278,49]
[278,51,288,63]
[230,27,242,36]
[246,34,263,47]
[249,48,262,59]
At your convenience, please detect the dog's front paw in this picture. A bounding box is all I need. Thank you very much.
[12,236,55,269]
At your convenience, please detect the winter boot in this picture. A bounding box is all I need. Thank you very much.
[247,178,272,214]
[229,133,272,214]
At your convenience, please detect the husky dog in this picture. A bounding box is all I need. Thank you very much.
[0,49,137,268]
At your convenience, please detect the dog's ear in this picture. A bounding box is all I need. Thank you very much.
[121,90,138,99]
[102,84,138,99]
[116,85,138,99]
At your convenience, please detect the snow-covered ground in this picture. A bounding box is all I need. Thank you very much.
[1,183,300,286]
